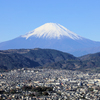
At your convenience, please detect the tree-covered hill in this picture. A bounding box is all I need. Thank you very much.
[0,48,77,70]
[0,48,100,72]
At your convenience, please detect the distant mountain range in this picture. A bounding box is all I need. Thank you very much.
[0,23,100,56]
[0,48,100,72]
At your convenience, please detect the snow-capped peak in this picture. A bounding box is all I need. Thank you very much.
[22,23,82,40]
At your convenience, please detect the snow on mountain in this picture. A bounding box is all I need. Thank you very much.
[0,23,100,56]
[21,23,83,40]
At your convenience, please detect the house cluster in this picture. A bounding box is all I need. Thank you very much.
[0,68,100,100]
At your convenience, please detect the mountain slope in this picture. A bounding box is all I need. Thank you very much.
[0,48,100,72]
[22,48,77,65]
[79,52,100,69]
[0,23,100,56]
[42,52,100,72]
[22,23,82,40]
[0,53,39,70]
[0,48,78,70]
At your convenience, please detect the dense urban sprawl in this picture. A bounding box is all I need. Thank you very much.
[0,68,100,100]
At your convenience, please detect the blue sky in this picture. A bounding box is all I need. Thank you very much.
[0,0,100,42]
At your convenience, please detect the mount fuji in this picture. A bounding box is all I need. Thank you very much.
[0,23,100,56]
[22,23,82,40]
